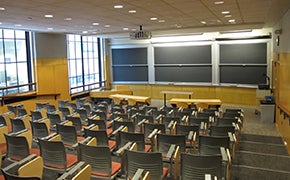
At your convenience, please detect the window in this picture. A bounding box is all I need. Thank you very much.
[0,29,34,96]
[67,34,102,94]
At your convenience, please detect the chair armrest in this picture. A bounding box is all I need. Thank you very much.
[220,147,229,163]
[137,119,147,126]
[167,120,174,129]
[166,144,176,159]
[168,109,174,116]
[115,141,134,156]
[181,115,187,123]
[78,136,93,145]
[132,168,145,180]
[148,129,159,139]
[9,129,28,136]
[112,125,125,136]
[155,114,163,123]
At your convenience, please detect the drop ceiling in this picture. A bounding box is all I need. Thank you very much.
[0,0,289,36]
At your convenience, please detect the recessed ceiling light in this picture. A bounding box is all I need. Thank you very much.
[131,28,136,31]
[0,7,5,11]
[104,24,110,28]
[47,28,53,30]
[150,17,158,21]
[158,20,165,23]
[92,22,99,26]
[214,1,224,4]
[15,24,22,27]
[228,19,236,23]
[44,14,53,18]
[225,14,232,18]
[201,21,207,24]
[221,11,230,14]
[82,31,88,34]
[64,18,72,21]
[128,10,136,13]
[0,22,2,25]
[114,4,123,9]
[123,27,129,31]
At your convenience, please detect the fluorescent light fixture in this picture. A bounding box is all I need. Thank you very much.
[47,28,53,30]
[220,29,252,34]
[128,10,136,13]
[123,27,129,30]
[64,18,72,21]
[15,24,22,27]
[114,4,123,9]
[228,19,236,23]
[201,21,206,24]
[0,7,5,11]
[214,1,224,4]
[92,22,99,26]
[0,22,2,25]
[221,11,230,14]
[82,31,88,34]
[158,20,165,23]
[225,14,232,18]
[104,24,110,28]
[150,17,158,21]
[44,14,53,18]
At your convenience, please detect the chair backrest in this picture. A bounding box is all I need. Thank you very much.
[119,131,146,151]
[162,116,181,127]
[66,116,83,132]
[56,124,78,145]
[30,121,49,139]
[196,111,214,118]
[59,107,71,119]
[46,112,61,127]
[199,135,230,155]
[157,133,186,154]
[5,134,30,161]
[136,114,154,124]
[180,153,222,180]
[87,119,106,130]
[17,108,28,117]
[91,110,107,121]
[30,110,43,121]
[58,100,68,108]
[76,108,88,121]
[46,104,56,113]
[189,116,209,126]
[176,124,199,136]
[10,118,26,133]
[216,117,238,126]
[83,129,108,146]
[210,125,235,137]
[144,123,165,138]
[113,121,135,133]
[35,102,48,110]
[126,150,164,180]
[78,143,112,177]
[38,138,67,171]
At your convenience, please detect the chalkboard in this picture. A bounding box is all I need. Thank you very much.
[219,42,267,84]
[112,66,148,81]
[112,47,148,82]
[220,43,267,64]
[220,66,267,84]
[155,66,212,82]
[154,45,211,64]
[112,48,147,65]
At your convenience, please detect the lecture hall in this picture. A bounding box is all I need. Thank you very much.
[0,0,289,179]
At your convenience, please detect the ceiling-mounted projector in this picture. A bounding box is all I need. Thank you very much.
[130,25,152,40]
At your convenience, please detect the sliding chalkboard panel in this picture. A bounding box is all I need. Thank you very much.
[113,66,148,81]
[155,66,212,82]
[219,42,267,84]
[112,47,148,82]
[220,43,267,64]
[220,66,267,84]
[154,45,212,82]
[154,45,211,64]
[112,48,147,64]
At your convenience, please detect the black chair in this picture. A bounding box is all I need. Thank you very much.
[83,128,116,150]
[119,131,151,152]
[30,110,43,121]
[46,112,62,131]
[56,123,84,148]
[180,153,224,180]
[78,143,121,179]
[30,120,50,139]
[126,150,168,180]
[10,118,26,133]
[38,138,78,174]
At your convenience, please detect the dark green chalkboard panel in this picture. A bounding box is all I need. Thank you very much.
[154,45,211,64]
[155,66,212,82]
[112,66,148,81]
[220,43,267,64]
[220,66,267,84]
[112,48,147,65]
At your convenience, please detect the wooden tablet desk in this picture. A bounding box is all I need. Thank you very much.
[109,94,151,106]
[160,91,193,106]
[90,89,132,98]
[169,98,222,108]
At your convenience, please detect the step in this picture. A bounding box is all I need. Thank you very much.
[237,141,289,156]
[233,151,290,172]
[239,134,284,144]
[231,164,290,180]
